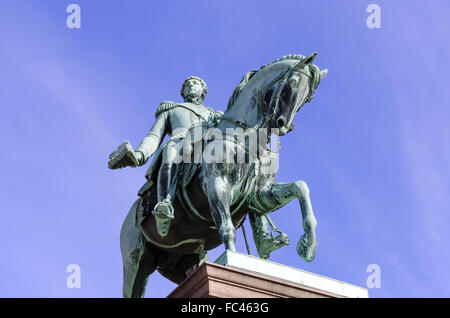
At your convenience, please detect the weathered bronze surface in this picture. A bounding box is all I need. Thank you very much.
[108,53,327,297]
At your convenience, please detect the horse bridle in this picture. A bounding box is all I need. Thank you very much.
[259,63,314,129]
[221,61,314,131]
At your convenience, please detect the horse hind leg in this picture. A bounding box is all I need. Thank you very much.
[157,252,208,286]
[248,212,290,259]
[122,246,157,298]
[121,199,158,298]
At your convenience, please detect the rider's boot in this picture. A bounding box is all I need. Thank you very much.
[249,213,290,259]
[153,163,175,238]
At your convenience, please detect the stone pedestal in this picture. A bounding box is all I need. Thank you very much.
[167,251,368,298]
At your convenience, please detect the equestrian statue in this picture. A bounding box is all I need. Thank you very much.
[108,53,328,298]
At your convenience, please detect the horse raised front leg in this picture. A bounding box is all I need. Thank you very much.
[254,180,317,262]
[204,175,236,252]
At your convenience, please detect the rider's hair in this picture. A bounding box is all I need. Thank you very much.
[181,76,208,101]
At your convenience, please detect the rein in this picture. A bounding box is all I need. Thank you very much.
[217,59,317,160]
[221,61,314,132]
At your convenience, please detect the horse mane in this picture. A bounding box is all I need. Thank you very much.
[226,54,322,111]
[226,69,258,110]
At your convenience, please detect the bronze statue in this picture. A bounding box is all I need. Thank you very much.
[108,53,327,297]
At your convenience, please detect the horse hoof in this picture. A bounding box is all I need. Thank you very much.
[257,233,290,259]
[274,233,290,246]
[297,234,317,262]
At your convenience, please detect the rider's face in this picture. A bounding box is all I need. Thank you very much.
[183,79,203,100]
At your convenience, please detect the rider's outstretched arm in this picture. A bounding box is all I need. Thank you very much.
[135,111,169,165]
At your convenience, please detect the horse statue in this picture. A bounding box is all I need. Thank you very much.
[117,53,328,297]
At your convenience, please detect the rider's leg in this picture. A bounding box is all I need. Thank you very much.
[249,213,289,259]
[156,140,178,206]
[153,140,179,237]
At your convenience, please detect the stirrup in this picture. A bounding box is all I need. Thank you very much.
[256,231,290,259]
[152,199,175,219]
[152,199,174,238]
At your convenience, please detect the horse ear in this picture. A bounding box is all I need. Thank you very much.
[304,52,318,64]
[320,69,328,80]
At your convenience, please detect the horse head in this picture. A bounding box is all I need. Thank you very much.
[222,53,328,136]
[260,53,328,135]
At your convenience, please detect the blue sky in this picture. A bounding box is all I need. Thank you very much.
[0,0,449,298]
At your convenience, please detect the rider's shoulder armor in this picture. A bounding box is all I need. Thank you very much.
[155,100,178,118]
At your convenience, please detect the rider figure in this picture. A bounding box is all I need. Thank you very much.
[134,76,214,237]
[112,76,289,258]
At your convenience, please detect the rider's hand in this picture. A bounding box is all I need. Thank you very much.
[108,141,139,169]
[134,151,143,166]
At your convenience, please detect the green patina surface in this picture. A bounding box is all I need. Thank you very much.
[109,53,328,297]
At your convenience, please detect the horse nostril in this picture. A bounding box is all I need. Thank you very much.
[276,117,286,128]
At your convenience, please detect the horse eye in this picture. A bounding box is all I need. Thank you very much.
[264,88,273,105]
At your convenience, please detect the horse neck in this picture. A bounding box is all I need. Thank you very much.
[218,93,260,130]
[218,63,288,132]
